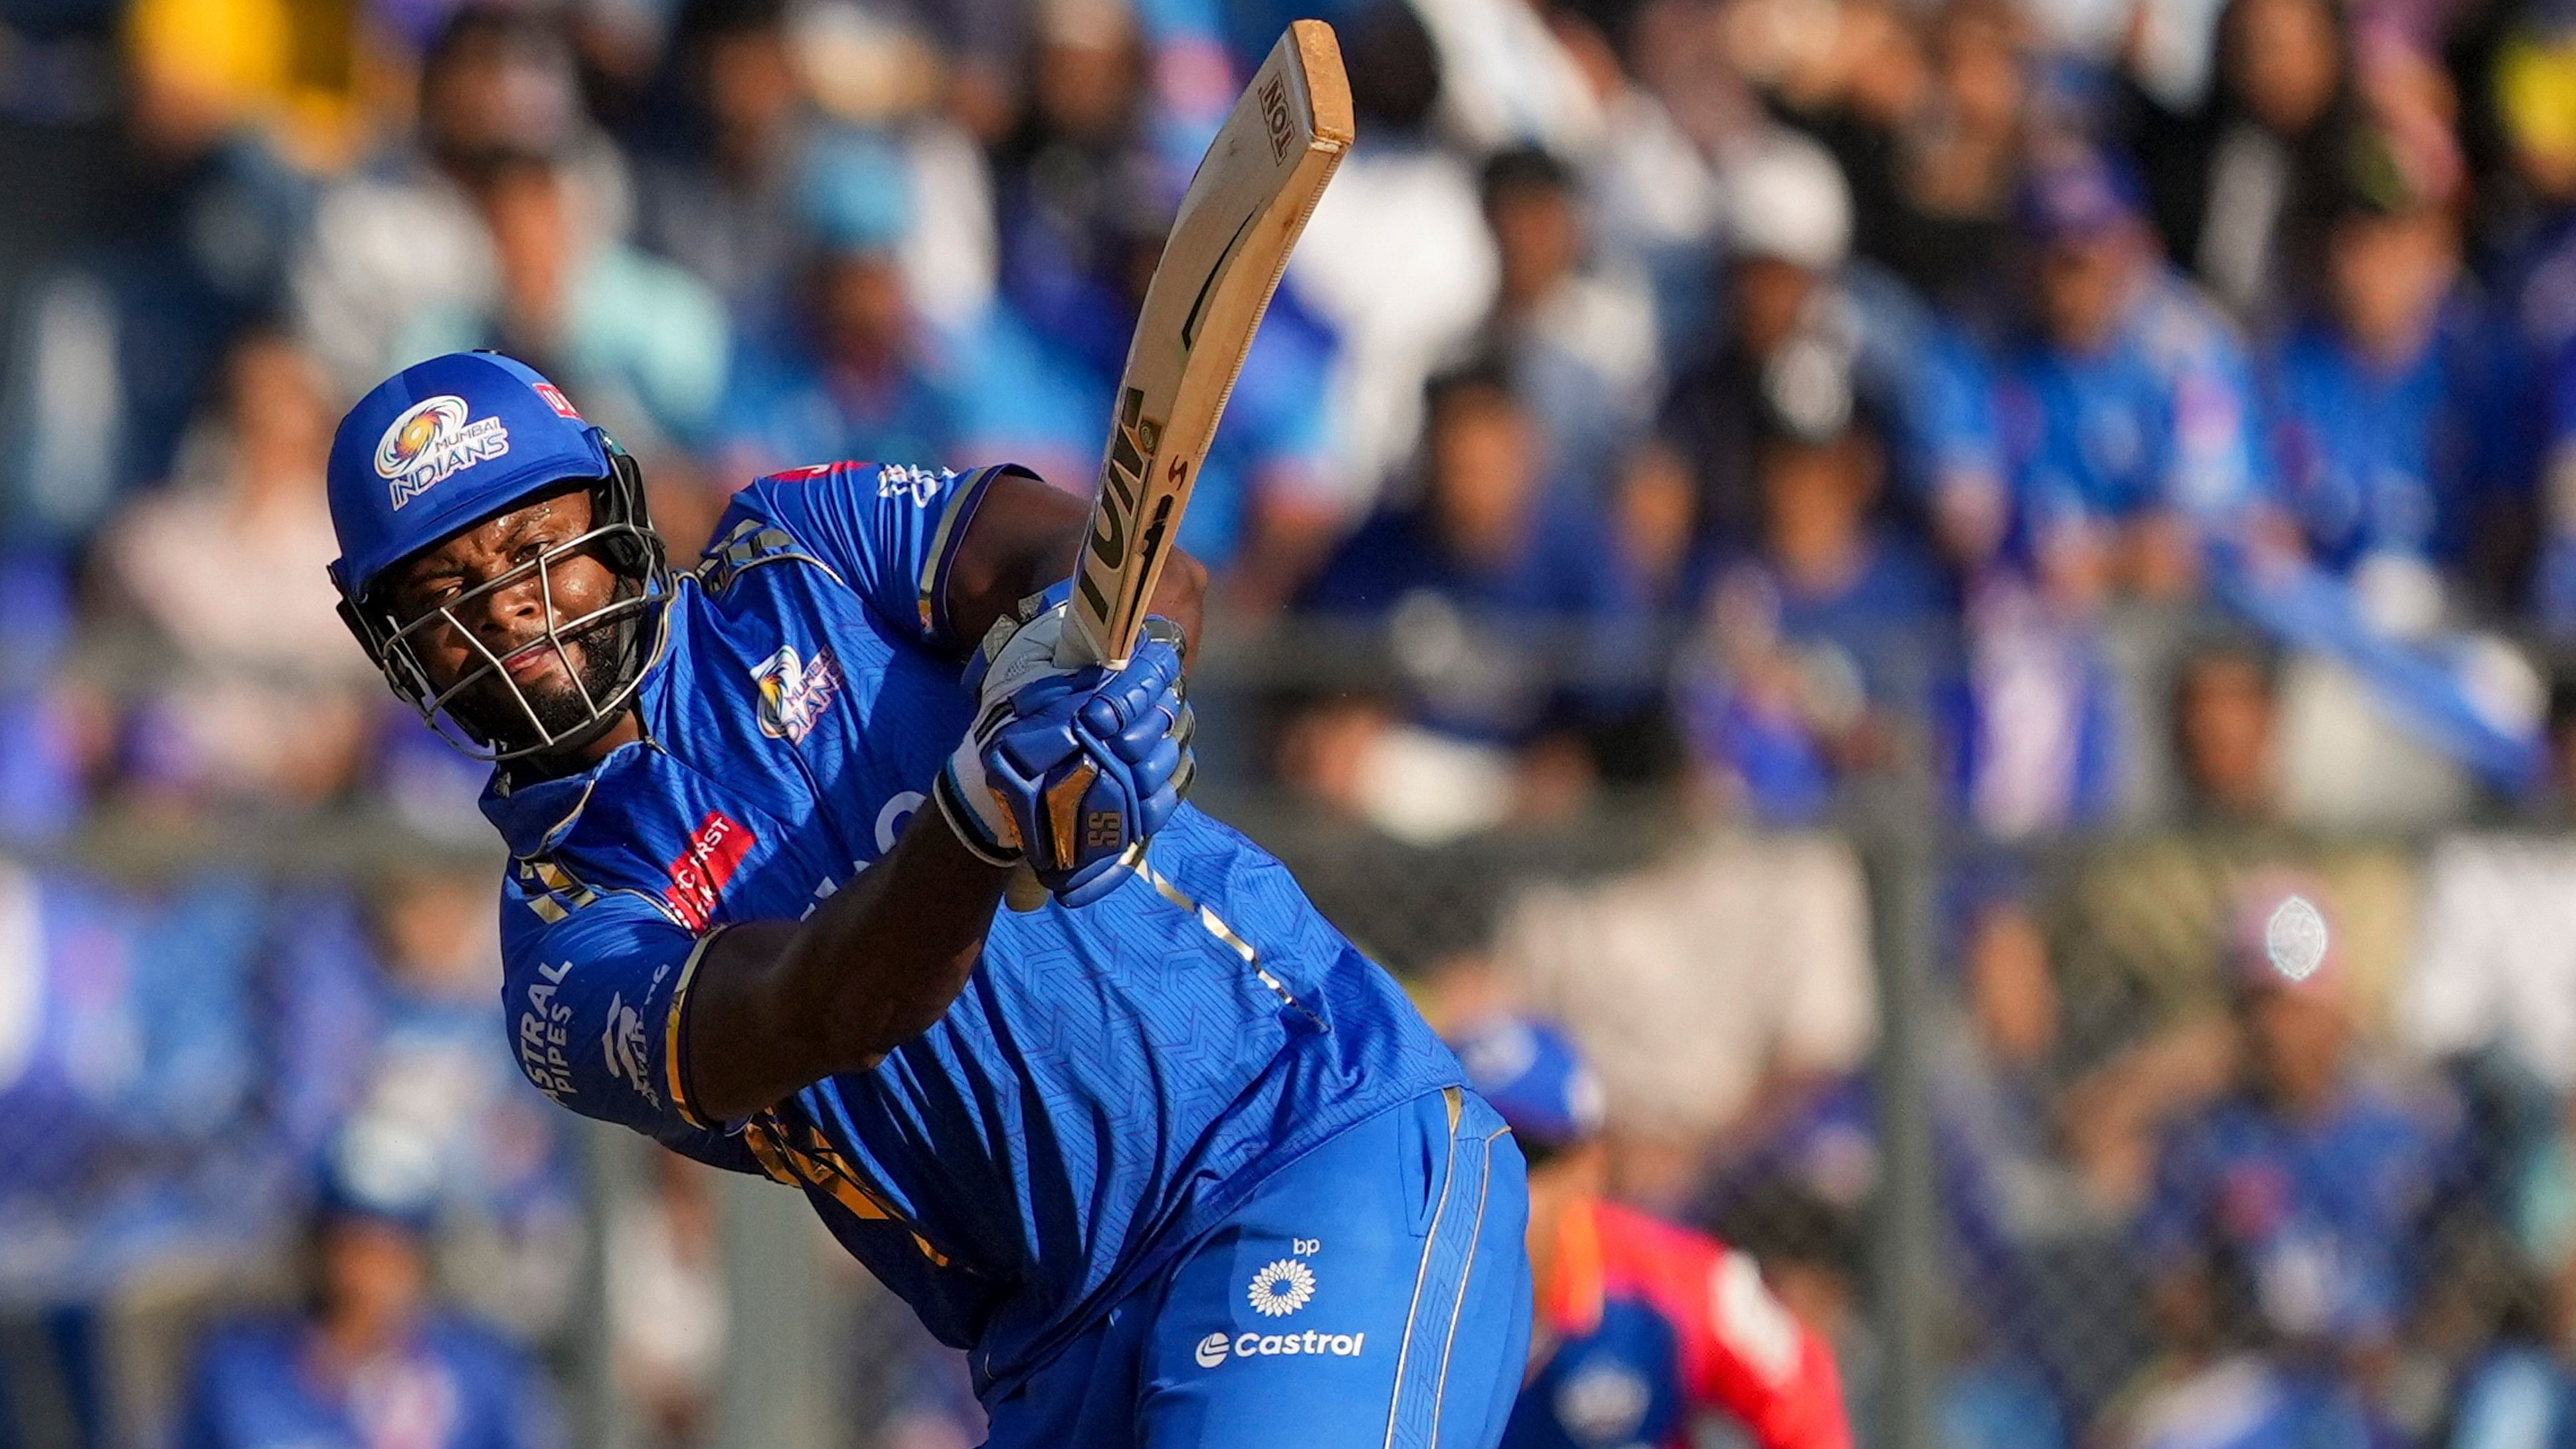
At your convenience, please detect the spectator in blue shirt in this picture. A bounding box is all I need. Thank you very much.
[709,129,969,483]
[1927,145,2276,608]
[176,1134,560,1449]
[1304,360,1640,736]
[1474,145,1661,503]
[1674,394,1948,822]
[2261,127,2527,627]
[2133,881,2454,1403]
[1292,362,1637,835]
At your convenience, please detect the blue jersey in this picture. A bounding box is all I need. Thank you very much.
[485,460,1461,1393]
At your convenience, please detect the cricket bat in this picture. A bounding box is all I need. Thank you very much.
[1001,21,1349,912]
[1058,19,1354,669]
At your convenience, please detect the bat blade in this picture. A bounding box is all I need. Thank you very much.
[1061,19,1353,669]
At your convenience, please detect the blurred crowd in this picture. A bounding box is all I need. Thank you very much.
[7,0,2576,1442]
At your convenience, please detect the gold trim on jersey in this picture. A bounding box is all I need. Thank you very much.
[740,1111,954,1268]
[663,928,724,1130]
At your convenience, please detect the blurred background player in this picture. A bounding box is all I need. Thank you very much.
[1448,1013,1855,1449]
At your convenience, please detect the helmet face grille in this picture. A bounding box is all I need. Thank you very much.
[337,442,673,764]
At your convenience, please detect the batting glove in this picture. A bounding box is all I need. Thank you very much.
[934,590,1195,907]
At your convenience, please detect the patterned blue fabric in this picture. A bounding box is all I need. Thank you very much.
[982,1089,1531,1448]
[479,458,1464,1396]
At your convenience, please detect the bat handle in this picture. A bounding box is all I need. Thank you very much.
[1053,604,1132,672]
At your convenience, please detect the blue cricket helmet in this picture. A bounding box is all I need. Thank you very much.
[326,352,673,762]
[328,351,611,600]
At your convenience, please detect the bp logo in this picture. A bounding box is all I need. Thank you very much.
[1247,1258,1316,1317]
[377,394,512,509]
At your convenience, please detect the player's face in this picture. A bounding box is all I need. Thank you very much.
[315,1218,429,1331]
[384,487,631,750]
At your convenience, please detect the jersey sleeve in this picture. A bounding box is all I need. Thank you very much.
[713,460,1024,652]
[1683,1243,1855,1449]
[498,880,760,1175]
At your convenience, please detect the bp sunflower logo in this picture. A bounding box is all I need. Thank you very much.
[1246,1258,1316,1318]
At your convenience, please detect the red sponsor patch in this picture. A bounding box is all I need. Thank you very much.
[768,462,844,483]
[533,383,583,420]
[665,811,755,931]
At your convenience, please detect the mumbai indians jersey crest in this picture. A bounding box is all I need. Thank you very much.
[376,394,512,508]
[751,643,843,744]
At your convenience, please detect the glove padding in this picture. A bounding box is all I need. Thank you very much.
[935,593,1195,907]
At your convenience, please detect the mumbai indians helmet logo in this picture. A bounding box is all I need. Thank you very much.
[375,394,512,509]
[751,644,843,745]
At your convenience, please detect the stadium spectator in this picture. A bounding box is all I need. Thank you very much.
[1636,130,1892,563]
[98,330,375,811]
[2399,677,2576,1298]
[2114,881,2453,1444]
[292,6,612,400]
[396,151,729,459]
[2261,126,2526,630]
[980,0,1341,596]
[608,1153,727,1449]
[0,859,280,1449]
[2118,0,2361,326]
[1927,145,2275,607]
[2044,641,2417,1203]
[1671,395,1948,821]
[1860,0,2029,309]
[1290,0,1499,527]
[330,867,582,1342]
[1475,144,1661,500]
[0,0,313,548]
[709,130,968,481]
[1495,829,1875,1208]
[629,0,814,319]
[1294,361,1638,839]
[174,1132,561,1449]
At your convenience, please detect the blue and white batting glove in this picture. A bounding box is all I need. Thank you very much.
[934,590,1195,907]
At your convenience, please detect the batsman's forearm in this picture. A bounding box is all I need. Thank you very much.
[685,810,1008,1121]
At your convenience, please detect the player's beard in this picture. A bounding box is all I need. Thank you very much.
[447,605,639,756]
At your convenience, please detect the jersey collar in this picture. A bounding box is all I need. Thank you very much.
[478,584,688,859]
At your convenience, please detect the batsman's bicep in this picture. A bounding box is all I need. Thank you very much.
[721,461,1026,652]
[940,466,1093,649]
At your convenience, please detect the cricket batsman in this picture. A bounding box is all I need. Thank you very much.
[1446,1016,1851,1449]
[323,351,1532,1446]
